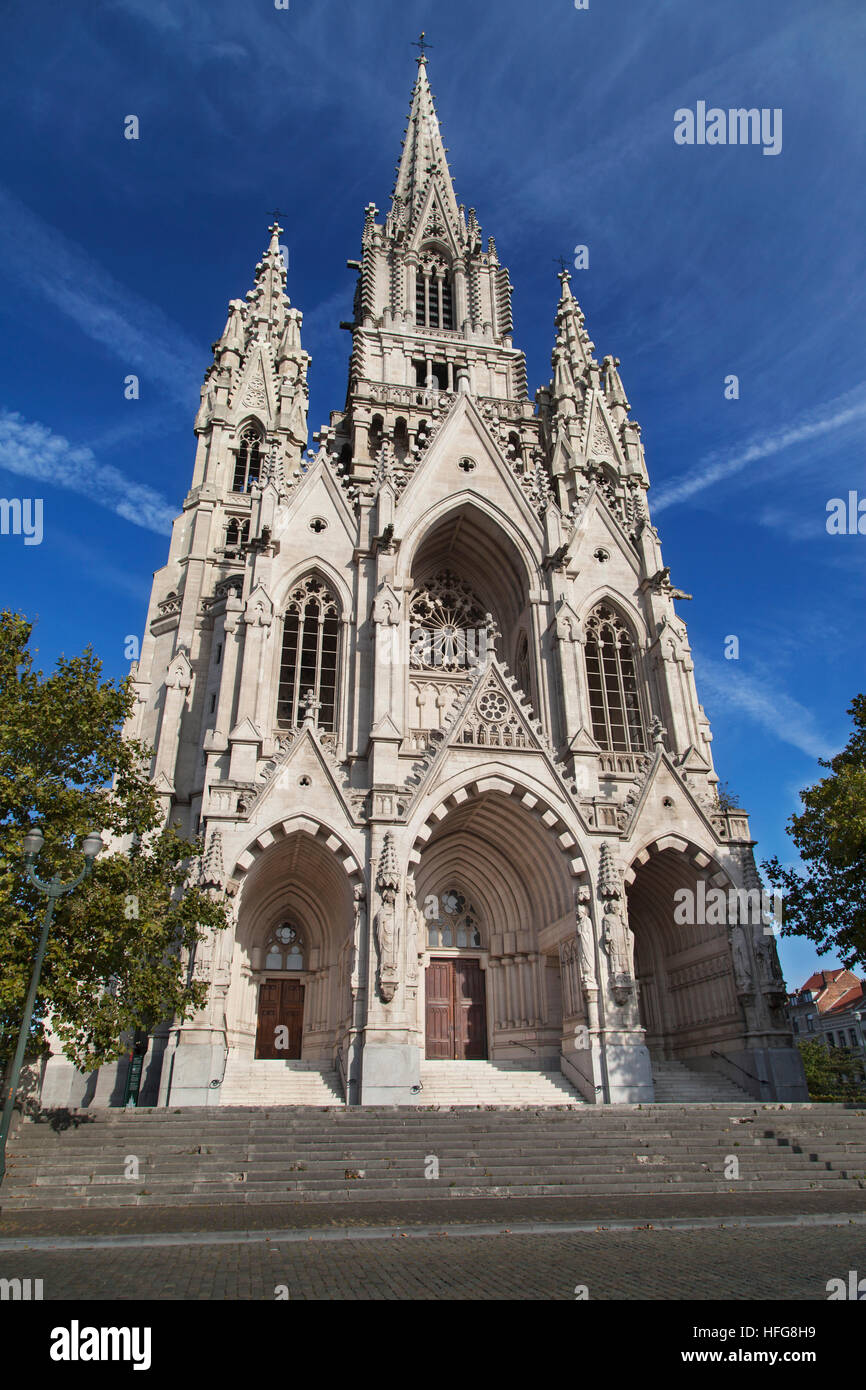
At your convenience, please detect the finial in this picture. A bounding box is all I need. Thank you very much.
[413,31,433,62]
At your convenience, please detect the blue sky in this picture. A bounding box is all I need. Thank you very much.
[1,0,864,988]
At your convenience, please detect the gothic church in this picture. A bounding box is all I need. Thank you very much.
[44,54,806,1108]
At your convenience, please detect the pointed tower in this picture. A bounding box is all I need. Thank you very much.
[329,50,533,485]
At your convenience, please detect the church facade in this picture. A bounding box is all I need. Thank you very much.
[48,56,807,1108]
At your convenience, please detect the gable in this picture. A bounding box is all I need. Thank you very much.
[229,341,278,422]
[395,394,544,539]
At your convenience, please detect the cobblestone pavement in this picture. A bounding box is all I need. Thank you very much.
[2,1222,864,1300]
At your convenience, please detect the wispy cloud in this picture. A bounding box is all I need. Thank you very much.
[695,653,834,761]
[652,386,866,513]
[0,186,204,408]
[0,411,175,534]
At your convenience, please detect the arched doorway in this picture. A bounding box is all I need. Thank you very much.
[423,889,487,1059]
[413,789,577,1065]
[255,922,306,1058]
[228,829,355,1065]
[627,847,742,1060]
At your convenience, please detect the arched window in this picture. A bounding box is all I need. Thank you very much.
[427,890,482,949]
[393,417,409,464]
[410,571,490,671]
[368,415,384,460]
[416,252,454,330]
[584,605,646,752]
[277,575,341,731]
[264,922,305,971]
[232,423,263,493]
[515,631,530,698]
[225,517,250,551]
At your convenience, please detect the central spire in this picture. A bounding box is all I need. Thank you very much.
[390,51,461,235]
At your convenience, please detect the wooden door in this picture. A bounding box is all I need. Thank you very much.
[256,979,305,1059]
[425,958,487,1060]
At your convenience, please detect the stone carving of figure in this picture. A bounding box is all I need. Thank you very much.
[575,888,596,989]
[375,888,399,1001]
[405,876,422,982]
[729,924,753,993]
[602,900,634,980]
[753,933,784,987]
[351,884,366,993]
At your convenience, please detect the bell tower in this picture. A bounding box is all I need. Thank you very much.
[330,49,532,486]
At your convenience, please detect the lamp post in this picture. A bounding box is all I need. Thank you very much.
[0,826,103,1185]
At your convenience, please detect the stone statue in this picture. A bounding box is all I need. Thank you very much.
[351,884,366,993]
[375,888,399,1000]
[602,900,633,979]
[375,834,401,1003]
[753,933,784,987]
[575,888,596,989]
[729,924,753,993]
[405,876,422,982]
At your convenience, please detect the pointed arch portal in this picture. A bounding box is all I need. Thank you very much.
[230,825,359,1064]
[627,845,742,1059]
[413,788,580,1062]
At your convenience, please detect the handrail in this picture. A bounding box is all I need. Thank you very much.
[710,1049,767,1087]
[335,1046,347,1100]
[208,1018,230,1091]
[509,1041,537,1055]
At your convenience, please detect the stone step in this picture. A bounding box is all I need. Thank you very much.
[219,1061,343,1107]
[417,1063,583,1107]
[650,1058,754,1104]
[5,1102,866,1211]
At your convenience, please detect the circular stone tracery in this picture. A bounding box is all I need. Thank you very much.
[477,689,508,722]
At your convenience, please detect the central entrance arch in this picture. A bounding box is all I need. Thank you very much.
[412,787,579,1065]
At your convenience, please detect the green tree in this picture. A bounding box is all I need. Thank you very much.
[797,1039,866,1103]
[763,695,866,969]
[0,611,229,1071]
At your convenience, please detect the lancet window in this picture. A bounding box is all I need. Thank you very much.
[584,605,646,752]
[426,890,482,949]
[416,251,454,330]
[277,575,340,731]
[232,423,263,493]
[264,922,305,971]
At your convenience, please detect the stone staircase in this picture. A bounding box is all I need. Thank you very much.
[3,1104,865,1210]
[651,1058,754,1104]
[417,1061,583,1107]
[219,1059,343,1107]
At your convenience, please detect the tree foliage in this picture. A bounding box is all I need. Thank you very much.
[0,611,229,1070]
[763,695,866,969]
[797,1039,866,1103]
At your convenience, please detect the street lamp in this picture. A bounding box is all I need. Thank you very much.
[0,826,103,1185]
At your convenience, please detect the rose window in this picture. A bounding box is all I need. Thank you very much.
[409,571,490,671]
[478,689,508,722]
